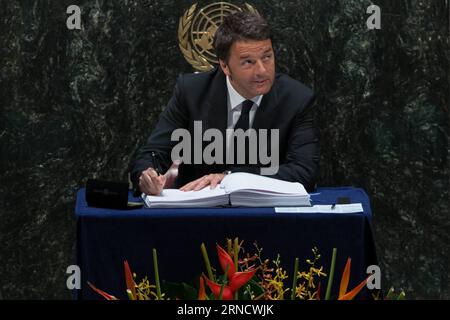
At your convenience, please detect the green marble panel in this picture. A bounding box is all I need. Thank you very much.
[0,0,448,299]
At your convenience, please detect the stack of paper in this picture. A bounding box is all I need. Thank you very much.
[142,172,310,208]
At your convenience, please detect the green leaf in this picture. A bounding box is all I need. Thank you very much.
[397,291,406,300]
[291,257,299,300]
[385,287,395,300]
[325,248,337,300]
[161,280,198,300]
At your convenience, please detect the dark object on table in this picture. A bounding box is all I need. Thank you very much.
[86,179,132,209]
[337,196,351,204]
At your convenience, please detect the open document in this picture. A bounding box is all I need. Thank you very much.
[142,172,310,208]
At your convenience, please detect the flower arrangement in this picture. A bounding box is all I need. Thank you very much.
[88,238,405,300]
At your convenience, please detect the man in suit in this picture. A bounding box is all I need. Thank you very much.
[130,11,319,195]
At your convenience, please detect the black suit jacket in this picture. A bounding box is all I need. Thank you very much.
[130,67,319,192]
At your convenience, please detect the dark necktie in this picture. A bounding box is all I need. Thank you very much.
[234,100,253,131]
[233,100,253,165]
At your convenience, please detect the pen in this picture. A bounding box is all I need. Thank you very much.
[151,151,161,176]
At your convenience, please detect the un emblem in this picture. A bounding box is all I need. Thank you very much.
[178,2,259,72]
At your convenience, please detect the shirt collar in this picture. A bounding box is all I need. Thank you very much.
[226,76,263,110]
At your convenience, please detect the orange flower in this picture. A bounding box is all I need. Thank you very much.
[338,258,369,300]
[198,276,207,300]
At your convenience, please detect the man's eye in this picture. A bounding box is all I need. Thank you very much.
[263,55,272,61]
[242,60,253,66]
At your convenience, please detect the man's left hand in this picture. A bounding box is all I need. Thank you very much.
[180,173,225,191]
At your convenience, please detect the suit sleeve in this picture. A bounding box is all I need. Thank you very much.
[227,94,319,192]
[269,94,319,191]
[129,75,189,193]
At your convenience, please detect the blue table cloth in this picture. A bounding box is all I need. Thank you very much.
[75,187,378,300]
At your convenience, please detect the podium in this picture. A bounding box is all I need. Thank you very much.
[75,187,378,300]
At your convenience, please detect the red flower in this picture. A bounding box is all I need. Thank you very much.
[217,245,236,279]
[204,244,257,300]
[124,260,137,300]
[87,281,118,300]
[203,276,234,300]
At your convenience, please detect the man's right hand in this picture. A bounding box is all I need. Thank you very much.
[139,168,167,195]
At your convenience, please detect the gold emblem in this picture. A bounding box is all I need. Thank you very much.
[178,2,260,72]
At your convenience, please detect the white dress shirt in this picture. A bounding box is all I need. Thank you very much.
[226,76,263,129]
[225,76,263,155]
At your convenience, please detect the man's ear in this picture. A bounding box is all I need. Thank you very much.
[219,59,230,77]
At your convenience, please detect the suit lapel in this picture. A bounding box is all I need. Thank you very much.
[252,77,279,130]
[201,68,228,168]
[204,68,228,134]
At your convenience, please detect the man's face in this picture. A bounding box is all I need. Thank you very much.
[219,39,275,99]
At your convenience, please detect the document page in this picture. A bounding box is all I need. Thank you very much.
[221,172,307,195]
[159,187,225,199]
[275,203,364,213]
[142,186,227,208]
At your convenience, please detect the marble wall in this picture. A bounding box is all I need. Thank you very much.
[0,0,448,299]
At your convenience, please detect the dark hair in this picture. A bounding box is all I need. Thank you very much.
[213,11,271,62]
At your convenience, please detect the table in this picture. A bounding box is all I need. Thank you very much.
[75,187,378,300]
